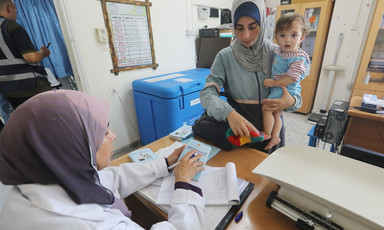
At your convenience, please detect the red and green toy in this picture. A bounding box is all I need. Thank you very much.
[226,127,265,146]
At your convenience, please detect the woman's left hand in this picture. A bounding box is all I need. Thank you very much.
[262,85,295,112]
[166,145,186,166]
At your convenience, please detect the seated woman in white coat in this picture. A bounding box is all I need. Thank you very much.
[0,90,205,230]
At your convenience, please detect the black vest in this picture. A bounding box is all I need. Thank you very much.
[0,18,47,93]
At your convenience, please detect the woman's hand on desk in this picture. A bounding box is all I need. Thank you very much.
[167,145,186,166]
[174,150,204,183]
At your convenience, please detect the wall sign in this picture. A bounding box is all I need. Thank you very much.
[101,0,158,75]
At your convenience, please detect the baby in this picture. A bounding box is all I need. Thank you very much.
[263,12,310,150]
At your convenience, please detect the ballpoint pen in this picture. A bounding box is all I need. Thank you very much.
[168,153,196,170]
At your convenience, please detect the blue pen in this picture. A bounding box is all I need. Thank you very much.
[167,152,196,170]
[235,211,243,223]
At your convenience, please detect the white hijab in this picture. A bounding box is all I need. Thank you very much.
[231,0,276,75]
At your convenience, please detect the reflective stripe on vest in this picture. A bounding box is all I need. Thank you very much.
[0,17,43,82]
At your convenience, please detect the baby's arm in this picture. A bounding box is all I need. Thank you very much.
[265,58,307,88]
[264,76,296,88]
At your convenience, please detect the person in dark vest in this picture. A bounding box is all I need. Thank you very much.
[0,0,51,110]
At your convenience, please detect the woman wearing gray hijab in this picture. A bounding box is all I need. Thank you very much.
[0,90,205,230]
[199,0,302,152]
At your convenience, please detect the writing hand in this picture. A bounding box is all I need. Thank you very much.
[174,150,204,183]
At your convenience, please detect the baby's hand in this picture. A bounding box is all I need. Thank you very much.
[264,79,274,88]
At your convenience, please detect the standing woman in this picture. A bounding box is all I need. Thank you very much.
[0,90,205,230]
[199,0,302,152]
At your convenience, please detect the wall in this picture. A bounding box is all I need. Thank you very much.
[312,0,376,113]
[53,0,231,151]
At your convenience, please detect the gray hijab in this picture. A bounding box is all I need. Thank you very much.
[231,0,275,75]
[0,90,113,205]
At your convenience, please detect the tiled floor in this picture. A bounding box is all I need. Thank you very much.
[283,111,333,151]
[283,111,314,147]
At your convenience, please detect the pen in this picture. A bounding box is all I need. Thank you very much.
[167,161,180,170]
[167,153,196,170]
[46,42,51,48]
[235,211,243,223]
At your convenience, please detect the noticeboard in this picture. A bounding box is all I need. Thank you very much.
[101,0,158,75]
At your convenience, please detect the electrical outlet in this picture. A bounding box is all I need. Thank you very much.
[109,86,118,94]
[346,82,354,91]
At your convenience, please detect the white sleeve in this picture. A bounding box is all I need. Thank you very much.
[99,159,205,230]
[98,158,169,198]
[151,189,205,230]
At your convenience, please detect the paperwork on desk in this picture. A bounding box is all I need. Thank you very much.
[138,141,248,230]
[157,162,245,205]
[252,146,384,230]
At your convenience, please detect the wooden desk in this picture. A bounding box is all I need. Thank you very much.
[344,96,384,153]
[111,136,296,229]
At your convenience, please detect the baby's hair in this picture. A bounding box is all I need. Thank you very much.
[275,12,309,36]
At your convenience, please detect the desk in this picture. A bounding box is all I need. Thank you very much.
[111,136,296,229]
[344,96,384,153]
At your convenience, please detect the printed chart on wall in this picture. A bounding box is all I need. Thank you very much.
[101,0,158,75]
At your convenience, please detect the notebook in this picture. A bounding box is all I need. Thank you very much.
[178,139,211,181]
[128,148,158,163]
[157,162,246,206]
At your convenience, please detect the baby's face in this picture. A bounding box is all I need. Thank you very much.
[276,19,305,52]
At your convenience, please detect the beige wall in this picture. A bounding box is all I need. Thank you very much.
[53,0,231,150]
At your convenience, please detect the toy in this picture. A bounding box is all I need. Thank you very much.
[226,127,265,146]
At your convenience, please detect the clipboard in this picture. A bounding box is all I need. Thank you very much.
[215,182,255,230]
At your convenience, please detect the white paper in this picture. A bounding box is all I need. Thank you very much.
[156,162,241,205]
[156,141,184,159]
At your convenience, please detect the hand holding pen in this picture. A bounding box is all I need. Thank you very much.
[39,42,51,58]
[168,152,197,170]
[174,150,204,183]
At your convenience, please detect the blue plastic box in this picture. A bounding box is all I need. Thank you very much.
[132,68,210,145]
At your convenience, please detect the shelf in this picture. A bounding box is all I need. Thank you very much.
[367,67,384,73]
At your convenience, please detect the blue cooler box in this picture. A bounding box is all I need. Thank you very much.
[133,68,210,145]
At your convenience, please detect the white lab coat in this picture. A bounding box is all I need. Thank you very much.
[0,158,205,230]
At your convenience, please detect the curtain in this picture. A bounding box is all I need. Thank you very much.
[14,0,73,79]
